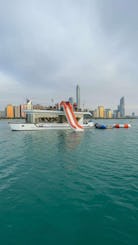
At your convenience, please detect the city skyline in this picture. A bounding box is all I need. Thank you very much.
[0,85,135,117]
[0,83,135,117]
[0,0,138,114]
[1,95,136,119]
[0,86,135,117]
[0,89,136,115]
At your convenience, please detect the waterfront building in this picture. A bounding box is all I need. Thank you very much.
[104,109,112,118]
[117,111,121,118]
[73,102,78,111]
[26,99,33,110]
[93,108,99,118]
[76,84,80,109]
[98,106,104,118]
[14,106,21,118]
[20,104,27,118]
[0,110,6,118]
[20,100,33,118]
[33,104,46,110]
[119,97,125,117]
[68,97,74,105]
[55,103,60,110]
[113,110,118,118]
[6,104,14,118]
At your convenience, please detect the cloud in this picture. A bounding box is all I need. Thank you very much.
[0,0,137,114]
[0,71,25,106]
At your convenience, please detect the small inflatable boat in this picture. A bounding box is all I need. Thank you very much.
[95,123,107,129]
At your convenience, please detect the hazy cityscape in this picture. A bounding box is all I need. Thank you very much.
[0,85,136,119]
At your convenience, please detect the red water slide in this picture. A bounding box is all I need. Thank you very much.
[60,101,84,131]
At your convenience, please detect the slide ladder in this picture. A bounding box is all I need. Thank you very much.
[60,101,84,132]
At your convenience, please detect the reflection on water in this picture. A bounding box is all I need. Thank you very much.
[57,130,84,151]
[18,130,84,152]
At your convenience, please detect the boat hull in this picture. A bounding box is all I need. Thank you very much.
[9,122,94,131]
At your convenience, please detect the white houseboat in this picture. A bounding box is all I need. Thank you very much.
[9,101,94,131]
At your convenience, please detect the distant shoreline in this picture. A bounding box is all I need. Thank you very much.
[0,117,137,120]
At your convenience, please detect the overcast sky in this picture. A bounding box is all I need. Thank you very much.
[0,0,138,114]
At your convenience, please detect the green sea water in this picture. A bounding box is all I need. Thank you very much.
[0,119,137,245]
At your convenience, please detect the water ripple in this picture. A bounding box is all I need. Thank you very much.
[0,120,138,244]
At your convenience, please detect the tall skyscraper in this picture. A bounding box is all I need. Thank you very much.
[120,97,125,117]
[76,84,80,109]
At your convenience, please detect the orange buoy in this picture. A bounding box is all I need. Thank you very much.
[114,124,120,128]
[113,124,131,128]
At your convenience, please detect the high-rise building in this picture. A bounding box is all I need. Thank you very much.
[113,110,118,118]
[6,104,14,118]
[0,110,6,118]
[20,104,27,118]
[93,108,99,118]
[20,99,33,118]
[14,105,21,118]
[104,109,112,118]
[68,97,74,105]
[119,97,125,117]
[76,84,80,109]
[98,106,104,118]
[26,99,33,110]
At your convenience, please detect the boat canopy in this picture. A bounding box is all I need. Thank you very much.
[24,109,92,124]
